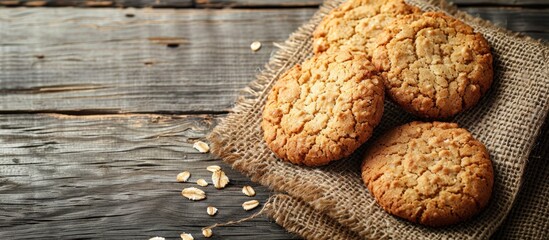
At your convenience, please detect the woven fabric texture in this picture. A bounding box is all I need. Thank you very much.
[208,0,549,239]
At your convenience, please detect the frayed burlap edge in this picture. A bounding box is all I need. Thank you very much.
[208,0,549,239]
[265,194,362,240]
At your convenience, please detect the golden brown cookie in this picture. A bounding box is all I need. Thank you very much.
[361,121,494,227]
[262,51,384,166]
[313,0,421,55]
[372,12,493,119]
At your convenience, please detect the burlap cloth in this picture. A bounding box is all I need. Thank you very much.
[208,0,549,239]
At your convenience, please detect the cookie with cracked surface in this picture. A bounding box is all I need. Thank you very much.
[361,121,494,227]
[372,12,493,119]
[313,0,421,55]
[261,51,384,166]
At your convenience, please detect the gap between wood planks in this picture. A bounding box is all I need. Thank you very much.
[0,110,230,116]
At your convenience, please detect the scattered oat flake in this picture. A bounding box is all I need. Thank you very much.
[193,141,210,153]
[181,187,206,201]
[202,228,213,238]
[176,171,191,182]
[242,200,260,211]
[149,237,165,240]
[250,41,261,52]
[207,206,218,216]
[242,185,256,197]
[197,179,208,187]
[180,233,194,240]
[206,165,221,172]
[212,170,229,189]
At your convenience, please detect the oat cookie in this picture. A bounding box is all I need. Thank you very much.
[313,0,421,55]
[361,121,494,227]
[373,12,493,118]
[262,51,384,166]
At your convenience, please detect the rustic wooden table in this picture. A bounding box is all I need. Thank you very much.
[0,0,547,239]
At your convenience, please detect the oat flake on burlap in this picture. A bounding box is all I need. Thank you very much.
[208,0,549,239]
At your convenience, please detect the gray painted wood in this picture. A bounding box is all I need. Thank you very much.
[0,113,298,239]
[0,8,547,113]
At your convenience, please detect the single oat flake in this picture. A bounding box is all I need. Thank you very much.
[196,179,208,187]
[180,233,194,240]
[149,237,165,240]
[250,41,261,52]
[242,185,256,197]
[206,165,221,172]
[181,187,206,201]
[207,206,218,216]
[242,200,260,211]
[202,228,213,238]
[176,171,191,182]
[212,170,229,189]
[193,141,210,153]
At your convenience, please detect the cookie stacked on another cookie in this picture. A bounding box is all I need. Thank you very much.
[361,122,494,227]
[313,0,421,56]
[372,12,493,118]
[262,51,384,166]
[262,0,419,166]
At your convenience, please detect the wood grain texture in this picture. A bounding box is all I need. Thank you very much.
[462,7,549,38]
[452,0,549,6]
[0,113,298,239]
[0,8,314,114]
[194,0,549,8]
[194,0,323,8]
[0,7,547,113]
[0,0,192,7]
[2,0,549,7]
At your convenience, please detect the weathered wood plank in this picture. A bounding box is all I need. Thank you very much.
[452,0,549,6]
[0,0,192,7]
[462,7,549,33]
[0,8,314,114]
[194,0,549,8]
[1,116,547,239]
[2,0,548,8]
[0,113,298,239]
[1,116,547,240]
[0,7,547,114]
[194,0,323,8]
